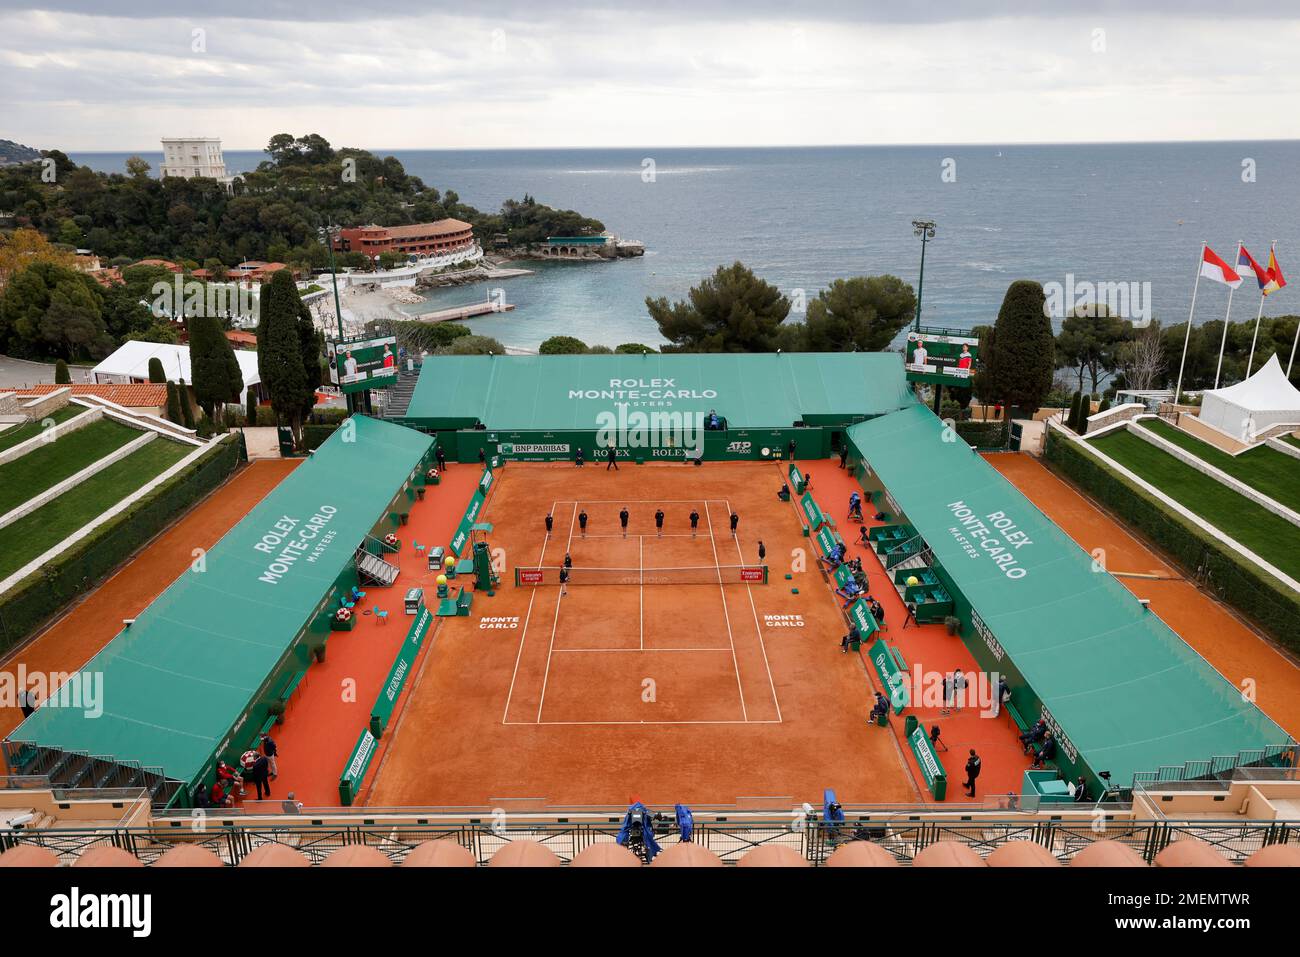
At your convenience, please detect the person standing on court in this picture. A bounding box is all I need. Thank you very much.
[689,509,700,538]
[575,447,585,467]
[545,513,554,538]
[606,445,619,470]
[478,447,486,465]
[963,749,982,797]
[787,439,796,461]
[730,511,739,537]
[558,565,569,597]
[248,753,272,800]
[260,732,278,780]
[436,445,447,471]
[654,509,665,537]
[757,540,766,563]
[953,671,967,711]
[563,552,573,569]
[578,510,588,537]
[839,445,848,469]
[620,507,630,538]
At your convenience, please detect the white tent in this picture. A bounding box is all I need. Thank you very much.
[92,340,262,405]
[1197,354,1300,440]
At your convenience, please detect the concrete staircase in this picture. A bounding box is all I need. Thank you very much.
[384,369,420,419]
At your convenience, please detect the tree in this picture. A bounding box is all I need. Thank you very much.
[0,260,113,360]
[0,228,76,285]
[539,335,588,354]
[54,358,71,384]
[257,270,315,446]
[615,343,657,354]
[1116,321,1166,392]
[124,155,151,178]
[980,281,1055,414]
[645,262,790,353]
[437,334,507,356]
[800,275,916,352]
[166,381,183,425]
[1068,390,1082,432]
[1056,308,1132,394]
[246,385,260,426]
[177,378,196,429]
[189,313,243,427]
[148,357,167,383]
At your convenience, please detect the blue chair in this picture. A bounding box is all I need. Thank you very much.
[352,586,367,601]
[374,606,389,625]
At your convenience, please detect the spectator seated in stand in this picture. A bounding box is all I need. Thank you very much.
[1032,733,1058,769]
[705,409,723,431]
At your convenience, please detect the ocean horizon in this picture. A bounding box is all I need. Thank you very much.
[71,142,1300,352]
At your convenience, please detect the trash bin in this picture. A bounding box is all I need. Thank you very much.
[277,426,295,457]
[428,546,445,572]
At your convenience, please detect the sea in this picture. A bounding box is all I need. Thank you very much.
[71,143,1300,353]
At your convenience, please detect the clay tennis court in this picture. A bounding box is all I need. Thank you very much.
[989,454,1300,740]
[368,461,919,808]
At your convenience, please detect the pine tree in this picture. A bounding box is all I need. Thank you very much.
[1068,390,1082,431]
[982,280,1056,414]
[147,357,166,383]
[246,385,259,427]
[189,313,242,427]
[54,358,71,384]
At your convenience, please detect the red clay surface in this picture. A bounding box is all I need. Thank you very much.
[265,463,486,807]
[369,460,929,809]
[989,453,1300,740]
[0,459,299,741]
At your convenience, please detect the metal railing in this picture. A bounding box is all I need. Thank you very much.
[4,817,1295,866]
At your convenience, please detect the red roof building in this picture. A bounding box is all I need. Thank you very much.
[16,383,170,413]
[332,220,475,260]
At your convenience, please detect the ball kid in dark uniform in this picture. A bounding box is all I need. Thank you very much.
[578,510,588,537]
[729,511,739,537]
[619,507,630,538]
[689,509,700,538]
[654,509,665,538]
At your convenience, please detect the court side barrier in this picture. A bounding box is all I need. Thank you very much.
[338,729,378,807]
[904,714,947,800]
[799,490,833,533]
[449,486,487,556]
[865,635,908,713]
[369,602,434,739]
[788,462,805,494]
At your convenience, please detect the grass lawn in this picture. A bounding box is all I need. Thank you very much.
[1286,434,1300,450]
[1091,429,1300,580]
[0,420,140,515]
[0,406,84,454]
[1138,419,1300,513]
[0,439,191,581]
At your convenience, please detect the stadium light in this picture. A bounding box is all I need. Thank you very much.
[912,220,937,332]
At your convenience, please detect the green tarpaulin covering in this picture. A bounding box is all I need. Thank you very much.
[402,352,913,430]
[11,415,433,785]
[847,404,1290,784]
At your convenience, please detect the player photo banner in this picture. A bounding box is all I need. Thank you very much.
[904,331,978,384]
[327,334,399,394]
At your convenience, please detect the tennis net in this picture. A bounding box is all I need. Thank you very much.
[514,564,768,586]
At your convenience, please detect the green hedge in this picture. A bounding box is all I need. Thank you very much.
[955,418,1010,449]
[0,436,241,656]
[302,423,339,451]
[1044,429,1300,654]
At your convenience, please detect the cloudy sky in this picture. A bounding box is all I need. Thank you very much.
[2,1,1298,152]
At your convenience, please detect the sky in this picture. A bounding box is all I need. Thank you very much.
[2,1,1299,152]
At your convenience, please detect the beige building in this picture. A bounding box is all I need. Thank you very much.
[160,137,233,188]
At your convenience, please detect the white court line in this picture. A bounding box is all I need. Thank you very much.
[704,500,748,722]
[553,647,735,653]
[505,719,783,726]
[726,497,783,722]
[534,501,577,723]
[502,497,555,723]
[639,533,644,651]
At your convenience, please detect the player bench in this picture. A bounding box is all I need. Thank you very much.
[436,586,473,618]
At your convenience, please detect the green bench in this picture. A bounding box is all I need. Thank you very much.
[437,587,473,617]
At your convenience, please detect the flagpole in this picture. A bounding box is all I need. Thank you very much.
[1246,240,1274,377]
[1174,242,1206,405]
[1214,242,1240,389]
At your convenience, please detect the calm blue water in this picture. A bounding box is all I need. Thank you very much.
[72,144,1300,352]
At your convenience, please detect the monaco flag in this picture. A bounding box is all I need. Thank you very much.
[1201,246,1243,288]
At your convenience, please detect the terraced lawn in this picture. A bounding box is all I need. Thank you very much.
[1090,429,1300,580]
[0,438,191,581]
[1137,419,1300,513]
[0,419,140,515]
[0,406,84,453]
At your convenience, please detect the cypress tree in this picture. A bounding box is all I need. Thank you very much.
[257,270,311,446]
[166,381,183,425]
[147,357,166,383]
[982,280,1055,414]
[246,385,259,427]
[177,377,196,429]
[54,359,71,384]
[1068,390,1082,431]
[190,313,242,427]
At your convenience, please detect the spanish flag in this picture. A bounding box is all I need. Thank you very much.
[1263,248,1287,296]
